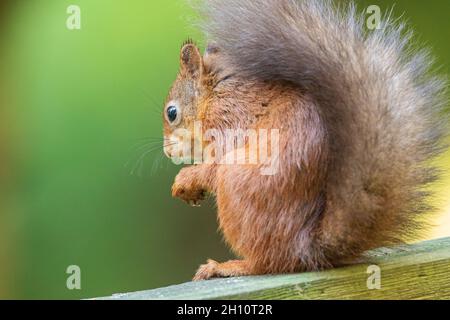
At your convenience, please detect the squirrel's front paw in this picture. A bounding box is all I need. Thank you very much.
[172,183,205,206]
[172,168,206,206]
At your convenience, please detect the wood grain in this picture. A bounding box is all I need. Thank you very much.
[95,237,450,300]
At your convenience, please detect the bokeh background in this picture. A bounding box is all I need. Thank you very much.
[0,0,449,299]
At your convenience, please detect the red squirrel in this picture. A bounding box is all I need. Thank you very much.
[162,0,448,280]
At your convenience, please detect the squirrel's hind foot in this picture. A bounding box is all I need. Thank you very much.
[193,259,254,281]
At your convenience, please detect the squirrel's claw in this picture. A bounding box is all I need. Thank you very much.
[193,259,253,281]
[193,259,220,281]
[188,200,202,207]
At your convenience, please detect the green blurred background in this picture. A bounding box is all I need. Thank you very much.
[0,0,449,299]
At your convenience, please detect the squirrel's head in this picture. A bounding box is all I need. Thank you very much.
[163,41,234,161]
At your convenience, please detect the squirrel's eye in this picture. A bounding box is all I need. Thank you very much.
[166,105,178,123]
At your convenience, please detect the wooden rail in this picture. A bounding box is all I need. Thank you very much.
[96,237,450,300]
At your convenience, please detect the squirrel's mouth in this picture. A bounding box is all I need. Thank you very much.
[164,132,208,165]
[163,135,178,159]
[163,134,196,163]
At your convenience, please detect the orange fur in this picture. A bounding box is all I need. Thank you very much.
[165,45,331,279]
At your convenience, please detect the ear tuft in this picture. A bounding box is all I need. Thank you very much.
[180,42,203,79]
[181,38,195,48]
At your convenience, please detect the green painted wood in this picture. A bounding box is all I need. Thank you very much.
[95,237,450,300]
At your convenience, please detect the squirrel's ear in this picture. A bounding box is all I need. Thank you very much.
[180,43,203,79]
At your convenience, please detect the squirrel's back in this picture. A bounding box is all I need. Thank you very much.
[200,0,448,262]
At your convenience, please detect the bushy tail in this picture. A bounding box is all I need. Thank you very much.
[200,0,448,258]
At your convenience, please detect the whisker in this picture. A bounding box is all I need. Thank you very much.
[140,87,164,112]
[128,142,178,176]
[150,109,162,116]
[150,150,165,176]
[130,137,170,151]
[136,136,169,140]
[132,141,166,152]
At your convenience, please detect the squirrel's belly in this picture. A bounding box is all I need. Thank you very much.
[214,165,312,272]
